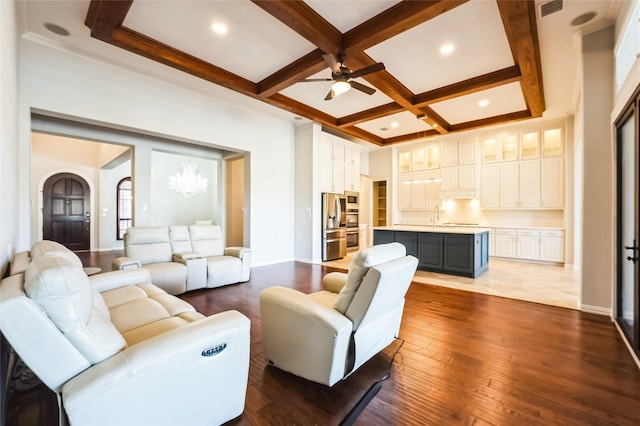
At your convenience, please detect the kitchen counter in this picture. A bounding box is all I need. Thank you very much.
[373,226,490,278]
[373,225,491,235]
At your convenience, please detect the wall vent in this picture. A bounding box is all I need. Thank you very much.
[539,0,563,18]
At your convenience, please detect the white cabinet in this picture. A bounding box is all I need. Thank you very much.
[398,171,441,210]
[495,229,517,258]
[516,229,540,260]
[490,227,564,264]
[458,139,476,165]
[321,133,361,194]
[499,163,519,208]
[440,138,479,199]
[519,160,541,208]
[481,165,499,208]
[482,134,518,163]
[539,230,565,262]
[541,158,564,208]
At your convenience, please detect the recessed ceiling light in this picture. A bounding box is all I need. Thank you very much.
[211,22,227,35]
[390,121,399,128]
[44,22,70,36]
[439,43,455,55]
[478,99,490,107]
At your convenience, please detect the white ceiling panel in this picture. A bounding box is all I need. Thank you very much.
[357,111,433,139]
[124,0,317,82]
[430,82,527,124]
[306,0,400,32]
[365,0,514,94]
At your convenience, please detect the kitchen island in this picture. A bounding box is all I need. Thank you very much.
[373,226,490,278]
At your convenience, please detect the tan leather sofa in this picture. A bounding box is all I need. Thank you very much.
[113,225,251,295]
[0,240,251,425]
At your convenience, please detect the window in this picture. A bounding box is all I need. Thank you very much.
[117,177,132,240]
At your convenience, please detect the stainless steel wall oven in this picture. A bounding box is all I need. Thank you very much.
[345,191,359,251]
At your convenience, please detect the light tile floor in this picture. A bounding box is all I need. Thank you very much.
[323,253,580,310]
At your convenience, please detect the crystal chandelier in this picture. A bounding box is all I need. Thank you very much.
[168,162,208,197]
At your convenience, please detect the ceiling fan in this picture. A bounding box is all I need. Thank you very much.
[301,53,385,100]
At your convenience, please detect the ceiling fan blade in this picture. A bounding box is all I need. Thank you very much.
[301,78,333,82]
[323,54,341,74]
[349,62,385,79]
[350,81,376,95]
[324,89,335,101]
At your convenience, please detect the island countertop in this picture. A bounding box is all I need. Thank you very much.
[372,225,491,235]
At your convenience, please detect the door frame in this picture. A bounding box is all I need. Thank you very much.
[37,169,96,249]
[614,86,640,359]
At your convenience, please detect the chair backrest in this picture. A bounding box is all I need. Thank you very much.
[124,227,173,264]
[0,242,125,392]
[170,225,193,254]
[333,242,408,314]
[189,225,224,257]
[345,255,418,330]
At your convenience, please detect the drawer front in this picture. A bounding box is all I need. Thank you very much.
[517,229,540,237]
[540,230,564,237]
[495,229,516,236]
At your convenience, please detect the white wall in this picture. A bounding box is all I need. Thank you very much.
[18,39,296,266]
[1,0,20,274]
[580,27,615,314]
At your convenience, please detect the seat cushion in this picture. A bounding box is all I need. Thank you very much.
[333,242,407,314]
[101,283,204,346]
[142,263,187,295]
[205,256,242,287]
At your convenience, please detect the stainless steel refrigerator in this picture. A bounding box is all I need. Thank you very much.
[322,192,347,261]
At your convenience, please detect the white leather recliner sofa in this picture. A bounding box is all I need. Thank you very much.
[260,242,418,387]
[113,224,251,295]
[0,240,251,425]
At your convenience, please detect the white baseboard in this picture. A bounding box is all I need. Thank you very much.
[579,304,611,316]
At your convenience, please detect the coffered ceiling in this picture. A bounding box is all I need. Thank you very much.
[22,0,619,147]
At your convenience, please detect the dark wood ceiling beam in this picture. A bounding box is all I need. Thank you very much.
[266,93,337,126]
[497,0,545,117]
[110,28,258,96]
[85,0,133,40]
[251,0,342,54]
[250,1,343,97]
[417,106,450,134]
[257,49,327,97]
[337,103,404,128]
[413,66,522,106]
[340,126,385,146]
[342,0,468,52]
[382,129,441,145]
[449,110,532,133]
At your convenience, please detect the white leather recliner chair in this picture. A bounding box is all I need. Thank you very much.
[260,242,418,387]
[0,241,250,425]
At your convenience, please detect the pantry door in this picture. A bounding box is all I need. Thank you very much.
[616,94,639,358]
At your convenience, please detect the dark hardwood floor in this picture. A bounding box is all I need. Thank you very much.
[4,251,640,425]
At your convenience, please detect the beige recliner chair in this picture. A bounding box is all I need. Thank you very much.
[260,242,418,386]
[0,241,250,425]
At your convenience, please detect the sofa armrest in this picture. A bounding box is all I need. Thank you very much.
[259,286,352,385]
[89,269,152,293]
[322,272,348,294]
[172,252,202,261]
[112,256,141,271]
[224,246,249,259]
[62,310,250,426]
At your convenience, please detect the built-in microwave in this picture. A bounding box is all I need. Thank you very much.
[345,191,359,210]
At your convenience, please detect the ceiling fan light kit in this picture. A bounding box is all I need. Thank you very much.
[331,79,351,96]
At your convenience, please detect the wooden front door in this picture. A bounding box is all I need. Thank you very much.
[43,173,90,251]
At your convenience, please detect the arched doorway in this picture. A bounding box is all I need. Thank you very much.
[43,173,90,251]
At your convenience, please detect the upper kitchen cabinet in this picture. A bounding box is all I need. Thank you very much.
[482,134,518,163]
[320,132,362,194]
[441,138,476,167]
[542,128,563,157]
[398,143,440,173]
[521,131,540,160]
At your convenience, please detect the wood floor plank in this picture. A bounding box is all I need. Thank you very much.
[3,257,640,426]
